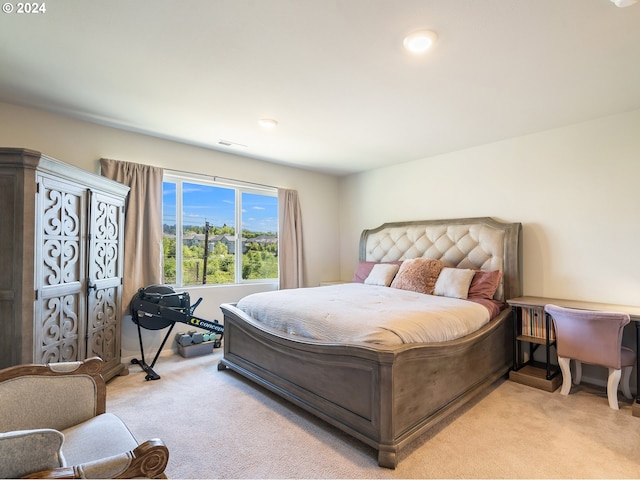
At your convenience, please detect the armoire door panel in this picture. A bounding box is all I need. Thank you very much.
[87,190,125,376]
[37,292,84,364]
[87,286,120,363]
[41,239,82,285]
[34,174,87,364]
[39,281,83,297]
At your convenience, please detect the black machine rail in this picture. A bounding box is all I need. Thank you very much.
[130,284,224,380]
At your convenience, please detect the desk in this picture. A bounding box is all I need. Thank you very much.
[507,296,640,416]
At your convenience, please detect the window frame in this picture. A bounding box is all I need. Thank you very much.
[163,171,279,288]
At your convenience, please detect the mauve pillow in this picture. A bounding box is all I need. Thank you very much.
[390,258,444,295]
[468,270,502,300]
[467,297,505,319]
[352,261,402,283]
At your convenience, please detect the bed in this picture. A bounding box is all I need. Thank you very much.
[218,217,521,468]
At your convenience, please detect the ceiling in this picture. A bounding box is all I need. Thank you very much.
[1,0,639,176]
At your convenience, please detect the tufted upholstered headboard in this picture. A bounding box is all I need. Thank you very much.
[359,217,521,302]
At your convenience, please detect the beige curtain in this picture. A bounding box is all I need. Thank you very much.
[278,189,304,289]
[100,158,164,314]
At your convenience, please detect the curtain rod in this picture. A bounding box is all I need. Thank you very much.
[163,168,279,191]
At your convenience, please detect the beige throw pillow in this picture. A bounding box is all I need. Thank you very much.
[364,263,400,286]
[434,267,476,299]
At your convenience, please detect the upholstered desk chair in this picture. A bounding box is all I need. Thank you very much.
[544,304,635,410]
[0,357,169,478]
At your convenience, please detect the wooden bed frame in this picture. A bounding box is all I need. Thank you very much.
[218,217,521,468]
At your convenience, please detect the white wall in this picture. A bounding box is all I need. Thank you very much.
[339,108,640,388]
[339,108,640,306]
[0,101,341,361]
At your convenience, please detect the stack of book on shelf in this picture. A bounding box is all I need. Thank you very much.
[521,307,555,340]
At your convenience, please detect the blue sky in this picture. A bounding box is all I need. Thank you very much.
[163,182,277,233]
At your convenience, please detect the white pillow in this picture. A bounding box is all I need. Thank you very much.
[433,267,475,299]
[0,429,64,479]
[364,263,400,286]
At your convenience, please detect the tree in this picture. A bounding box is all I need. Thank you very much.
[213,242,228,255]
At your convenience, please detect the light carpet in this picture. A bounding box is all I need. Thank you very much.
[107,351,640,479]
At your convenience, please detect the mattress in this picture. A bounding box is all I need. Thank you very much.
[236,283,491,345]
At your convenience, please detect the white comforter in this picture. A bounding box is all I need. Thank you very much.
[236,283,490,345]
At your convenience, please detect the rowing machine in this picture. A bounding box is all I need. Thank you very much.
[129,284,224,380]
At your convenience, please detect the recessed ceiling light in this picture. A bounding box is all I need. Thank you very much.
[258,118,279,128]
[403,30,438,54]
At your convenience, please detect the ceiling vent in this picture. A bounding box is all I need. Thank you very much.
[218,140,247,148]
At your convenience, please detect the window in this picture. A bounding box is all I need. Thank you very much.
[162,173,278,287]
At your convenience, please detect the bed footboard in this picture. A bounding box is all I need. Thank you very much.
[219,303,513,468]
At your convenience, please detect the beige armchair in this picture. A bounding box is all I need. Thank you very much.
[0,357,168,478]
[545,304,635,410]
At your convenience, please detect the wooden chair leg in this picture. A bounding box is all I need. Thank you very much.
[574,360,582,385]
[558,356,572,396]
[607,368,622,410]
[621,365,633,399]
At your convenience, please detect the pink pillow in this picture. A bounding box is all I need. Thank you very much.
[468,270,502,300]
[352,261,402,283]
[390,258,444,295]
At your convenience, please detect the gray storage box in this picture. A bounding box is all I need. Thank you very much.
[178,341,214,358]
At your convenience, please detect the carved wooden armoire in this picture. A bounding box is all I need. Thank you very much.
[0,148,129,380]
